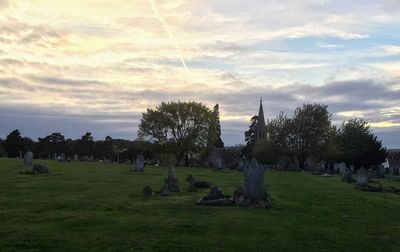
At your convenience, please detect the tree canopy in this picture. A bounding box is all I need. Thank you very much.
[266,104,332,169]
[337,118,387,169]
[4,129,27,158]
[138,101,217,166]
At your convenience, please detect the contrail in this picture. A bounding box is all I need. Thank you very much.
[148,0,188,71]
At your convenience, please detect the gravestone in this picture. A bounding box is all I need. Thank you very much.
[215,158,223,169]
[326,162,331,173]
[357,167,369,187]
[333,163,340,173]
[165,166,180,192]
[339,162,347,175]
[186,174,196,192]
[237,159,244,171]
[378,164,385,177]
[23,151,34,166]
[394,166,400,176]
[319,160,326,173]
[53,153,57,160]
[74,154,78,161]
[160,185,170,196]
[349,164,355,173]
[202,187,225,200]
[59,153,66,162]
[19,151,23,159]
[196,187,233,206]
[134,154,145,172]
[32,164,49,174]
[143,186,153,196]
[341,172,355,183]
[243,158,267,204]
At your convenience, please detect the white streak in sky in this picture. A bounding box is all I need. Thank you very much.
[148,0,188,71]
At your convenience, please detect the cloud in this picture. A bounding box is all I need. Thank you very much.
[380,45,400,55]
[1,0,400,148]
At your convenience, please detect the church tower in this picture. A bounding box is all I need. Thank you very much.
[255,98,267,142]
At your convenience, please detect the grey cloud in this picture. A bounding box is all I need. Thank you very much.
[1,71,399,148]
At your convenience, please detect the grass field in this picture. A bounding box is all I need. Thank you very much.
[0,158,399,252]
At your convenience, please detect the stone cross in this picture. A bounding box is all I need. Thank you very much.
[357,167,369,187]
[165,166,180,192]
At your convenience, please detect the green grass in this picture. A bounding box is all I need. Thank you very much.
[0,158,399,252]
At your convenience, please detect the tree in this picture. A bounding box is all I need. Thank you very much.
[268,104,332,169]
[243,115,258,156]
[37,132,66,158]
[4,129,24,158]
[0,138,6,157]
[78,132,95,156]
[138,101,215,166]
[337,119,387,169]
[252,141,279,165]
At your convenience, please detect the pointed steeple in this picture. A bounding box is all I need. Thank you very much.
[258,97,266,126]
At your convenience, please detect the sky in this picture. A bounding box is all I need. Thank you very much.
[0,0,399,148]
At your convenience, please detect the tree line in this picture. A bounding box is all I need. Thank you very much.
[0,101,387,169]
[0,130,157,162]
[246,103,387,170]
[0,102,225,165]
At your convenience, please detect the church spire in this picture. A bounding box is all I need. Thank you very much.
[258,97,266,126]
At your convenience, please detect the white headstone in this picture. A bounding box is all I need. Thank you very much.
[339,162,347,175]
[134,154,145,172]
[357,167,369,187]
[215,158,223,169]
[23,151,34,166]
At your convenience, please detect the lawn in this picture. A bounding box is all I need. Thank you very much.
[0,158,399,252]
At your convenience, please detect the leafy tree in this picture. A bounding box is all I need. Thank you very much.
[252,141,279,164]
[138,101,215,166]
[267,112,292,160]
[243,115,258,156]
[268,104,332,169]
[37,132,66,158]
[4,129,24,158]
[94,136,114,160]
[337,119,387,169]
[78,132,95,156]
[0,138,6,157]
